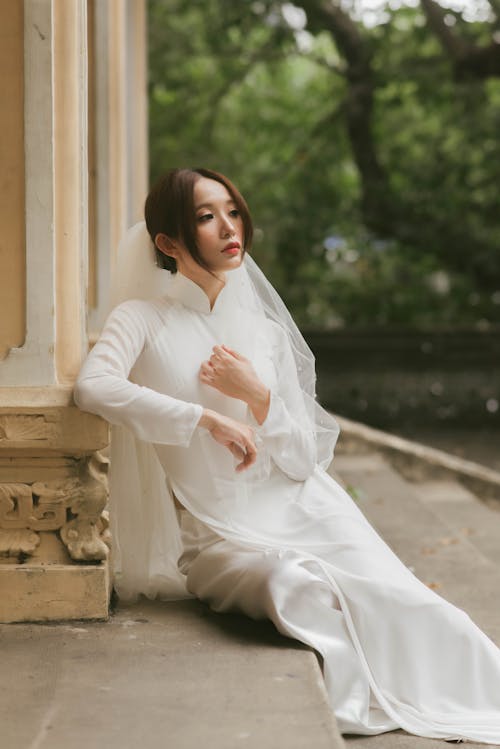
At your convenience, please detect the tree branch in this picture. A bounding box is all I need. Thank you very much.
[421,0,500,79]
[420,0,472,58]
[300,0,371,70]
[300,0,393,232]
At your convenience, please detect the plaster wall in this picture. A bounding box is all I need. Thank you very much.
[88,0,148,333]
[0,3,26,361]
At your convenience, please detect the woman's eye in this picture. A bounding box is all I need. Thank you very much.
[229,209,240,218]
[197,213,213,223]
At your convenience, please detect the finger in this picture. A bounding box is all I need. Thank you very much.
[235,439,257,472]
[221,344,239,358]
[199,369,216,385]
[236,451,256,472]
[228,442,246,461]
[212,345,230,359]
[222,344,246,362]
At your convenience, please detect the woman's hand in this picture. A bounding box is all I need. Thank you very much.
[199,345,270,423]
[197,408,257,472]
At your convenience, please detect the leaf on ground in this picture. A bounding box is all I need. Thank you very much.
[346,485,362,502]
[426,581,441,590]
[438,537,459,546]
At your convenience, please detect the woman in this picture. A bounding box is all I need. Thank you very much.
[74,167,500,742]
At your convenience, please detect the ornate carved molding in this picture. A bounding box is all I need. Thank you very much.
[0,390,109,454]
[60,452,110,561]
[0,480,69,531]
[0,528,40,557]
[0,414,57,442]
[0,452,110,563]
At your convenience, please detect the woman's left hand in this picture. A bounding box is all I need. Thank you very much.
[199,345,266,404]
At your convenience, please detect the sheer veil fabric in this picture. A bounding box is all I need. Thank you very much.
[83,221,500,743]
[108,221,339,601]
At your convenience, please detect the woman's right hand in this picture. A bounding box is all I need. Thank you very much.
[197,409,257,472]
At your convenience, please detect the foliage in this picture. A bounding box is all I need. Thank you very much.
[148,0,500,329]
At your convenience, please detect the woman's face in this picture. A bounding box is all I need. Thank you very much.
[187,176,244,274]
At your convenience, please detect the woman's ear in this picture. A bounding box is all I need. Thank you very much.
[155,233,177,259]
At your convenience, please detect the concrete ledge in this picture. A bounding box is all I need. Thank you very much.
[0,599,344,749]
[0,386,76,408]
[0,388,109,454]
[0,561,111,622]
[335,414,500,506]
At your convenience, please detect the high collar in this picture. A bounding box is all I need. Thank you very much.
[165,267,241,315]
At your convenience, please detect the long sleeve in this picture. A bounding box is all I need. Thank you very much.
[74,301,203,446]
[247,323,317,482]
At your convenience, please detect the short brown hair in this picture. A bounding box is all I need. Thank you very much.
[144,167,253,274]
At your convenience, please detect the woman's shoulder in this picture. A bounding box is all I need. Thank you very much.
[103,297,176,340]
[108,296,174,321]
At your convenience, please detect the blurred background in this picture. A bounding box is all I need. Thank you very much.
[147,0,500,469]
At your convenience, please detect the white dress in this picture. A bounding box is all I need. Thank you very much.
[74,268,500,743]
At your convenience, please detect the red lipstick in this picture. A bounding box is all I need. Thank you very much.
[222,241,240,255]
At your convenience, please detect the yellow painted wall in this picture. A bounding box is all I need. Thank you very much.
[0,2,26,359]
[87,0,97,311]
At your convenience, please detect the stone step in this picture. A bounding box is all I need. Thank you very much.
[0,598,344,749]
[333,454,500,572]
[344,727,499,749]
[412,479,500,568]
[334,452,500,748]
[332,453,500,645]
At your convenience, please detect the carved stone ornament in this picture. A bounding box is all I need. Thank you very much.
[0,413,57,443]
[0,452,110,562]
[0,528,40,557]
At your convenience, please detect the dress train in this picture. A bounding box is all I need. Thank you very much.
[176,473,500,743]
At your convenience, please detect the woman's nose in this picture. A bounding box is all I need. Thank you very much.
[220,215,235,236]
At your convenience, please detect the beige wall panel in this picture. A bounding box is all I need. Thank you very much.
[0,2,26,360]
[126,0,148,223]
[88,0,147,333]
[53,0,88,384]
[87,0,97,311]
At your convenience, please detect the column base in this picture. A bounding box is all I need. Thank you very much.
[0,387,111,623]
[0,559,111,623]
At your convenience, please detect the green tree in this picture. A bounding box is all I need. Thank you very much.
[148,0,500,328]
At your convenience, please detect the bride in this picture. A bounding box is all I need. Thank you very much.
[74,167,500,743]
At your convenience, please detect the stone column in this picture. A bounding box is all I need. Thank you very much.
[88,0,148,334]
[0,0,111,622]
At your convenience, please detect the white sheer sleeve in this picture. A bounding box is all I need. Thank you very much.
[74,301,203,446]
[247,323,317,482]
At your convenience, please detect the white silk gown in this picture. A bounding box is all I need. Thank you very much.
[74,267,500,743]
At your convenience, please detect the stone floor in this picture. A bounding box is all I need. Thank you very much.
[2,449,500,749]
[1,597,341,749]
[332,452,500,749]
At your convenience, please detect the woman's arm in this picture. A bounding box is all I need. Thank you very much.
[74,302,203,446]
[199,327,317,482]
[198,408,257,471]
[75,302,257,469]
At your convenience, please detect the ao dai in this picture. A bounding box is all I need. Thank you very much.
[75,267,500,742]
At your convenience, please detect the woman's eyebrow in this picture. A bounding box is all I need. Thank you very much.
[195,199,236,210]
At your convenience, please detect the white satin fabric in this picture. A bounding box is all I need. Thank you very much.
[75,265,500,742]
